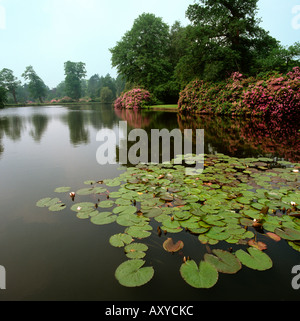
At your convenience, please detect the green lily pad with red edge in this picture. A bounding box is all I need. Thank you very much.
[204,249,242,274]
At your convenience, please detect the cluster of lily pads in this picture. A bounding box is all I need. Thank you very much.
[36,153,300,289]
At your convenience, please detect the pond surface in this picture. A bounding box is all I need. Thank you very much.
[0,104,299,301]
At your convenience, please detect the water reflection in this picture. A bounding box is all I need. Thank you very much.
[0,105,299,162]
[29,114,49,142]
[177,113,300,162]
[114,108,300,162]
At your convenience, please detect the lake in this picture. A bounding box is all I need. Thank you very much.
[0,104,299,301]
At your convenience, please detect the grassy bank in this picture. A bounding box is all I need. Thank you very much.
[145,104,178,111]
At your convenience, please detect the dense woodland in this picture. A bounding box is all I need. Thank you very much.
[0,0,299,108]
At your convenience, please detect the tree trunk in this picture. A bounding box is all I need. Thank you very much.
[12,89,18,104]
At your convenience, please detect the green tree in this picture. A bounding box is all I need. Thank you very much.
[100,74,116,99]
[64,61,87,100]
[0,87,7,108]
[22,66,48,103]
[87,74,101,99]
[0,68,21,104]
[110,13,172,93]
[176,0,279,83]
[100,87,114,103]
[115,74,126,98]
[255,42,300,73]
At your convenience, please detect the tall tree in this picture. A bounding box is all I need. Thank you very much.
[0,68,21,104]
[177,0,279,82]
[0,87,7,108]
[110,13,172,93]
[87,74,101,99]
[64,61,87,100]
[22,66,47,103]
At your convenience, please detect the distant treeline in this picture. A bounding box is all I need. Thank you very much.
[0,62,126,107]
[1,0,300,108]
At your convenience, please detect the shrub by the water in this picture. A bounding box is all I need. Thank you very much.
[178,67,300,118]
[114,88,151,109]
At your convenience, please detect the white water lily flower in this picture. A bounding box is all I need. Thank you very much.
[293,169,299,173]
[291,202,296,206]
[77,206,82,211]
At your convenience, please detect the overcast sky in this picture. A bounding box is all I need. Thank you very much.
[0,0,299,88]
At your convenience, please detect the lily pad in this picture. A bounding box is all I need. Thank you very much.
[109,233,133,248]
[36,197,59,208]
[163,238,184,253]
[48,202,67,212]
[98,200,115,208]
[204,249,242,274]
[54,187,71,193]
[126,225,152,239]
[115,259,154,287]
[113,205,137,215]
[235,247,273,271]
[180,260,218,289]
[274,227,300,241]
[124,243,149,259]
[143,207,163,218]
[90,212,116,225]
[248,239,268,251]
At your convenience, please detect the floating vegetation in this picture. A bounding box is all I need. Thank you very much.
[36,153,300,288]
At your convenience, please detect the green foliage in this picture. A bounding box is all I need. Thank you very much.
[64,61,87,101]
[115,259,154,288]
[180,260,219,289]
[100,87,114,103]
[22,66,48,103]
[179,0,278,81]
[0,87,7,108]
[0,68,21,104]
[110,13,172,95]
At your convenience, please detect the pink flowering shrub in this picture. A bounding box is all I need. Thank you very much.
[178,67,300,118]
[114,88,152,109]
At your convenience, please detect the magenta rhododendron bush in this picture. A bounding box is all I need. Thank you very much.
[114,88,151,109]
[178,67,300,118]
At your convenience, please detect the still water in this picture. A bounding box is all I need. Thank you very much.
[0,104,299,301]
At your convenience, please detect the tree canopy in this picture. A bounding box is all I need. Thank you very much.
[0,68,21,104]
[110,13,173,94]
[22,66,48,103]
[64,61,87,101]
